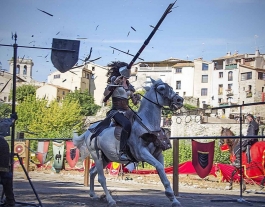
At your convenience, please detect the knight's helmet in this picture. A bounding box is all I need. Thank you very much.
[119,66,131,79]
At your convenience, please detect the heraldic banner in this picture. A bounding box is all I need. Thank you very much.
[192,140,215,178]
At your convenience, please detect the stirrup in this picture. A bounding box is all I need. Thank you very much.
[119,152,129,161]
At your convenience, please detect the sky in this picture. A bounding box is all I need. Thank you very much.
[0,0,265,82]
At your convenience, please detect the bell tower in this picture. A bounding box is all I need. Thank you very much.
[9,58,34,82]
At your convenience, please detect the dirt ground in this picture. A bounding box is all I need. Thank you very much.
[8,166,265,207]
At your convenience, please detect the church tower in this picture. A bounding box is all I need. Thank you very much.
[9,58,34,82]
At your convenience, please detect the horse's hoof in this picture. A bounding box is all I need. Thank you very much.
[90,193,99,199]
[107,201,116,207]
[225,186,232,190]
[172,201,182,207]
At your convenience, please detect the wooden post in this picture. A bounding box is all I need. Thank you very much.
[84,156,90,186]
[173,139,179,196]
[23,140,30,180]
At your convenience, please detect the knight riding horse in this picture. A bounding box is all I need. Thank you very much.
[73,2,183,206]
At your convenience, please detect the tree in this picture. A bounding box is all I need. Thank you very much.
[0,103,12,118]
[16,95,84,138]
[9,84,37,103]
[64,89,100,116]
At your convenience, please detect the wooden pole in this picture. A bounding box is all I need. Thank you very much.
[173,139,179,196]
[24,140,30,179]
[83,156,90,186]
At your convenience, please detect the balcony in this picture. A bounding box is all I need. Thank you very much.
[225,64,237,70]
[246,91,252,98]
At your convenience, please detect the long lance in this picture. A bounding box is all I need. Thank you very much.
[128,0,177,69]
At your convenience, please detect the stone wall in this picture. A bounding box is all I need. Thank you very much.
[183,96,199,107]
[171,115,249,139]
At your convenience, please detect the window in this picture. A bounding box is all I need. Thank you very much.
[16,65,20,74]
[258,72,265,80]
[54,74,60,79]
[201,88,207,96]
[176,81,181,89]
[75,86,77,90]
[219,72,223,78]
[228,84,232,90]
[241,72,252,80]
[86,73,90,79]
[183,91,186,96]
[175,68,182,73]
[218,98,222,103]
[62,91,65,95]
[92,67,95,71]
[201,75,208,83]
[228,71,233,81]
[23,65,27,75]
[202,63,208,71]
[218,84,223,95]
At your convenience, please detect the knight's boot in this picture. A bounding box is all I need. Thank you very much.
[232,153,241,168]
[119,130,129,161]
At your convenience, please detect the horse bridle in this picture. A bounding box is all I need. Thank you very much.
[137,82,178,110]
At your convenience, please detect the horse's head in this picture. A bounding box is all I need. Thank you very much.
[144,79,183,111]
[219,127,235,152]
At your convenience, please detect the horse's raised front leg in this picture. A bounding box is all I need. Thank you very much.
[140,149,182,207]
[93,150,116,207]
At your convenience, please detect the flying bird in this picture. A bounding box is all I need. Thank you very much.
[127,50,129,54]
[62,79,66,82]
[113,50,114,54]
[28,41,35,44]
[31,35,34,37]
[127,31,130,37]
[56,31,60,35]
[37,8,53,17]
[45,54,49,58]
[131,26,136,32]
[95,25,99,30]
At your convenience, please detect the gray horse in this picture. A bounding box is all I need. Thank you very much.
[73,79,183,207]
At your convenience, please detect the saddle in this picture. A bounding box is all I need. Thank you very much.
[89,110,171,151]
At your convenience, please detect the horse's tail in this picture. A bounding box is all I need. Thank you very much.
[73,131,90,160]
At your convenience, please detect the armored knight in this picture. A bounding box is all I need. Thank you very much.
[102,61,140,161]
[0,113,17,207]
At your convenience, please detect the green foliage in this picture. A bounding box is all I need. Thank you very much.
[64,89,100,116]
[183,103,198,111]
[10,84,37,103]
[0,103,12,118]
[16,95,84,138]
[128,90,145,111]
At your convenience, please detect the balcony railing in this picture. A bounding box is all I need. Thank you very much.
[225,64,237,70]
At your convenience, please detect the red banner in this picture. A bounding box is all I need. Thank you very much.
[192,140,215,178]
[36,141,50,165]
[66,141,80,168]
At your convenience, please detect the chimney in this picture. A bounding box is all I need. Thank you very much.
[226,51,231,56]
[255,49,260,57]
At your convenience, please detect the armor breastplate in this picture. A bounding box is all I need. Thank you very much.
[112,86,131,99]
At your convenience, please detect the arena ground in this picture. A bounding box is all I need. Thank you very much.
[8,168,265,207]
